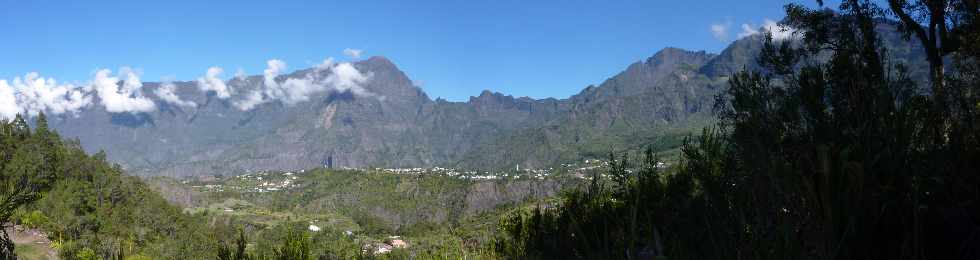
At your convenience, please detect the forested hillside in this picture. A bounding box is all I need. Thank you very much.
[0,115,575,259]
[179,168,576,259]
[1,113,220,259]
[494,1,980,259]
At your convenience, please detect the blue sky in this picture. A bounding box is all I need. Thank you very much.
[0,0,803,101]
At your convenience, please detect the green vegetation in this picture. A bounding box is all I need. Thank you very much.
[495,1,980,259]
[11,244,47,260]
[4,1,978,259]
[3,115,554,259]
[190,168,570,259]
[2,128,570,260]
[0,113,222,259]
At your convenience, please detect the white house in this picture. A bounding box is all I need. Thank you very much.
[308,225,321,232]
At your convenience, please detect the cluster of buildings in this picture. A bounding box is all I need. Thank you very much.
[190,158,671,193]
[192,171,300,193]
[377,165,555,181]
[362,236,409,255]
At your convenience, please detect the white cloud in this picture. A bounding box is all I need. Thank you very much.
[155,81,197,108]
[343,48,363,59]
[738,19,796,41]
[197,66,232,99]
[282,58,372,104]
[710,21,731,41]
[738,23,760,38]
[763,19,796,41]
[233,59,286,110]
[235,68,247,80]
[93,68,156,113]
[0,53,380,115]
[260,60,288,102]
[12,72,92,117]
[324,62,372,97]
[0,81,21,120]
[315,58,335,73]
[0,72,93,120]
[0,54,377,114]
[263,59,287,88]
[233,58,375,111]
[279,78,321,105]
[233,90,265,111]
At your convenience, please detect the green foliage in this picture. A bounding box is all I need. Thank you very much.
[123,255,152,260]
[269,229,313,260]
[75,247,97,260]
[202,169,548,259]
[217,229,250,260]
[216,224,351,260]
[223,169,485,234]
[0,112,222,259]
[495,146,670,259]
[18,210,47,229]
[497,1,980,259]
[0,113,61,258]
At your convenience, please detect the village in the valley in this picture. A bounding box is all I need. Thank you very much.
[187,158,670,194]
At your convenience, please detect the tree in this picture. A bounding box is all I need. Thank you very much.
[497,0,979,259]
[886,0,979,98]
[271,229,312,260]
[33,113,48,138]
[0,115,45,260]
[709,0,980,257]
[217,229,251,260]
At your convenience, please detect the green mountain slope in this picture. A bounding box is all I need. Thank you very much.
[2,115,220,259]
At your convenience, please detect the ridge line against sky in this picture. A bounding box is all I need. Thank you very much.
[0,0,809,101]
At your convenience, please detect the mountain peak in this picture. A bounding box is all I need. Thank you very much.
[351,56,425,101]
[352,56,401,74]
[363,56,394,65]
[469,90,514,104]
[357,56,400,73]
[653,47,693,56]
[646,47,713,68]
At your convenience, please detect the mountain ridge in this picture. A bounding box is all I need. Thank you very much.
[44,23,927,177]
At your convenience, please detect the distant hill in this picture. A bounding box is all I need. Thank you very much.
[46,21,928,177]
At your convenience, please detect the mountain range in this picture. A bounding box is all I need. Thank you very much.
[46,21,928,177]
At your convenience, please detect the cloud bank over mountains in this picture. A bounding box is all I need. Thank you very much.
[197,67,232,99]
[94,68,157,114]
[232,57,373,111]
[0,51,373,120]
[0,73,93,120]
[737,19,796,40]
[155,81,197,108]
